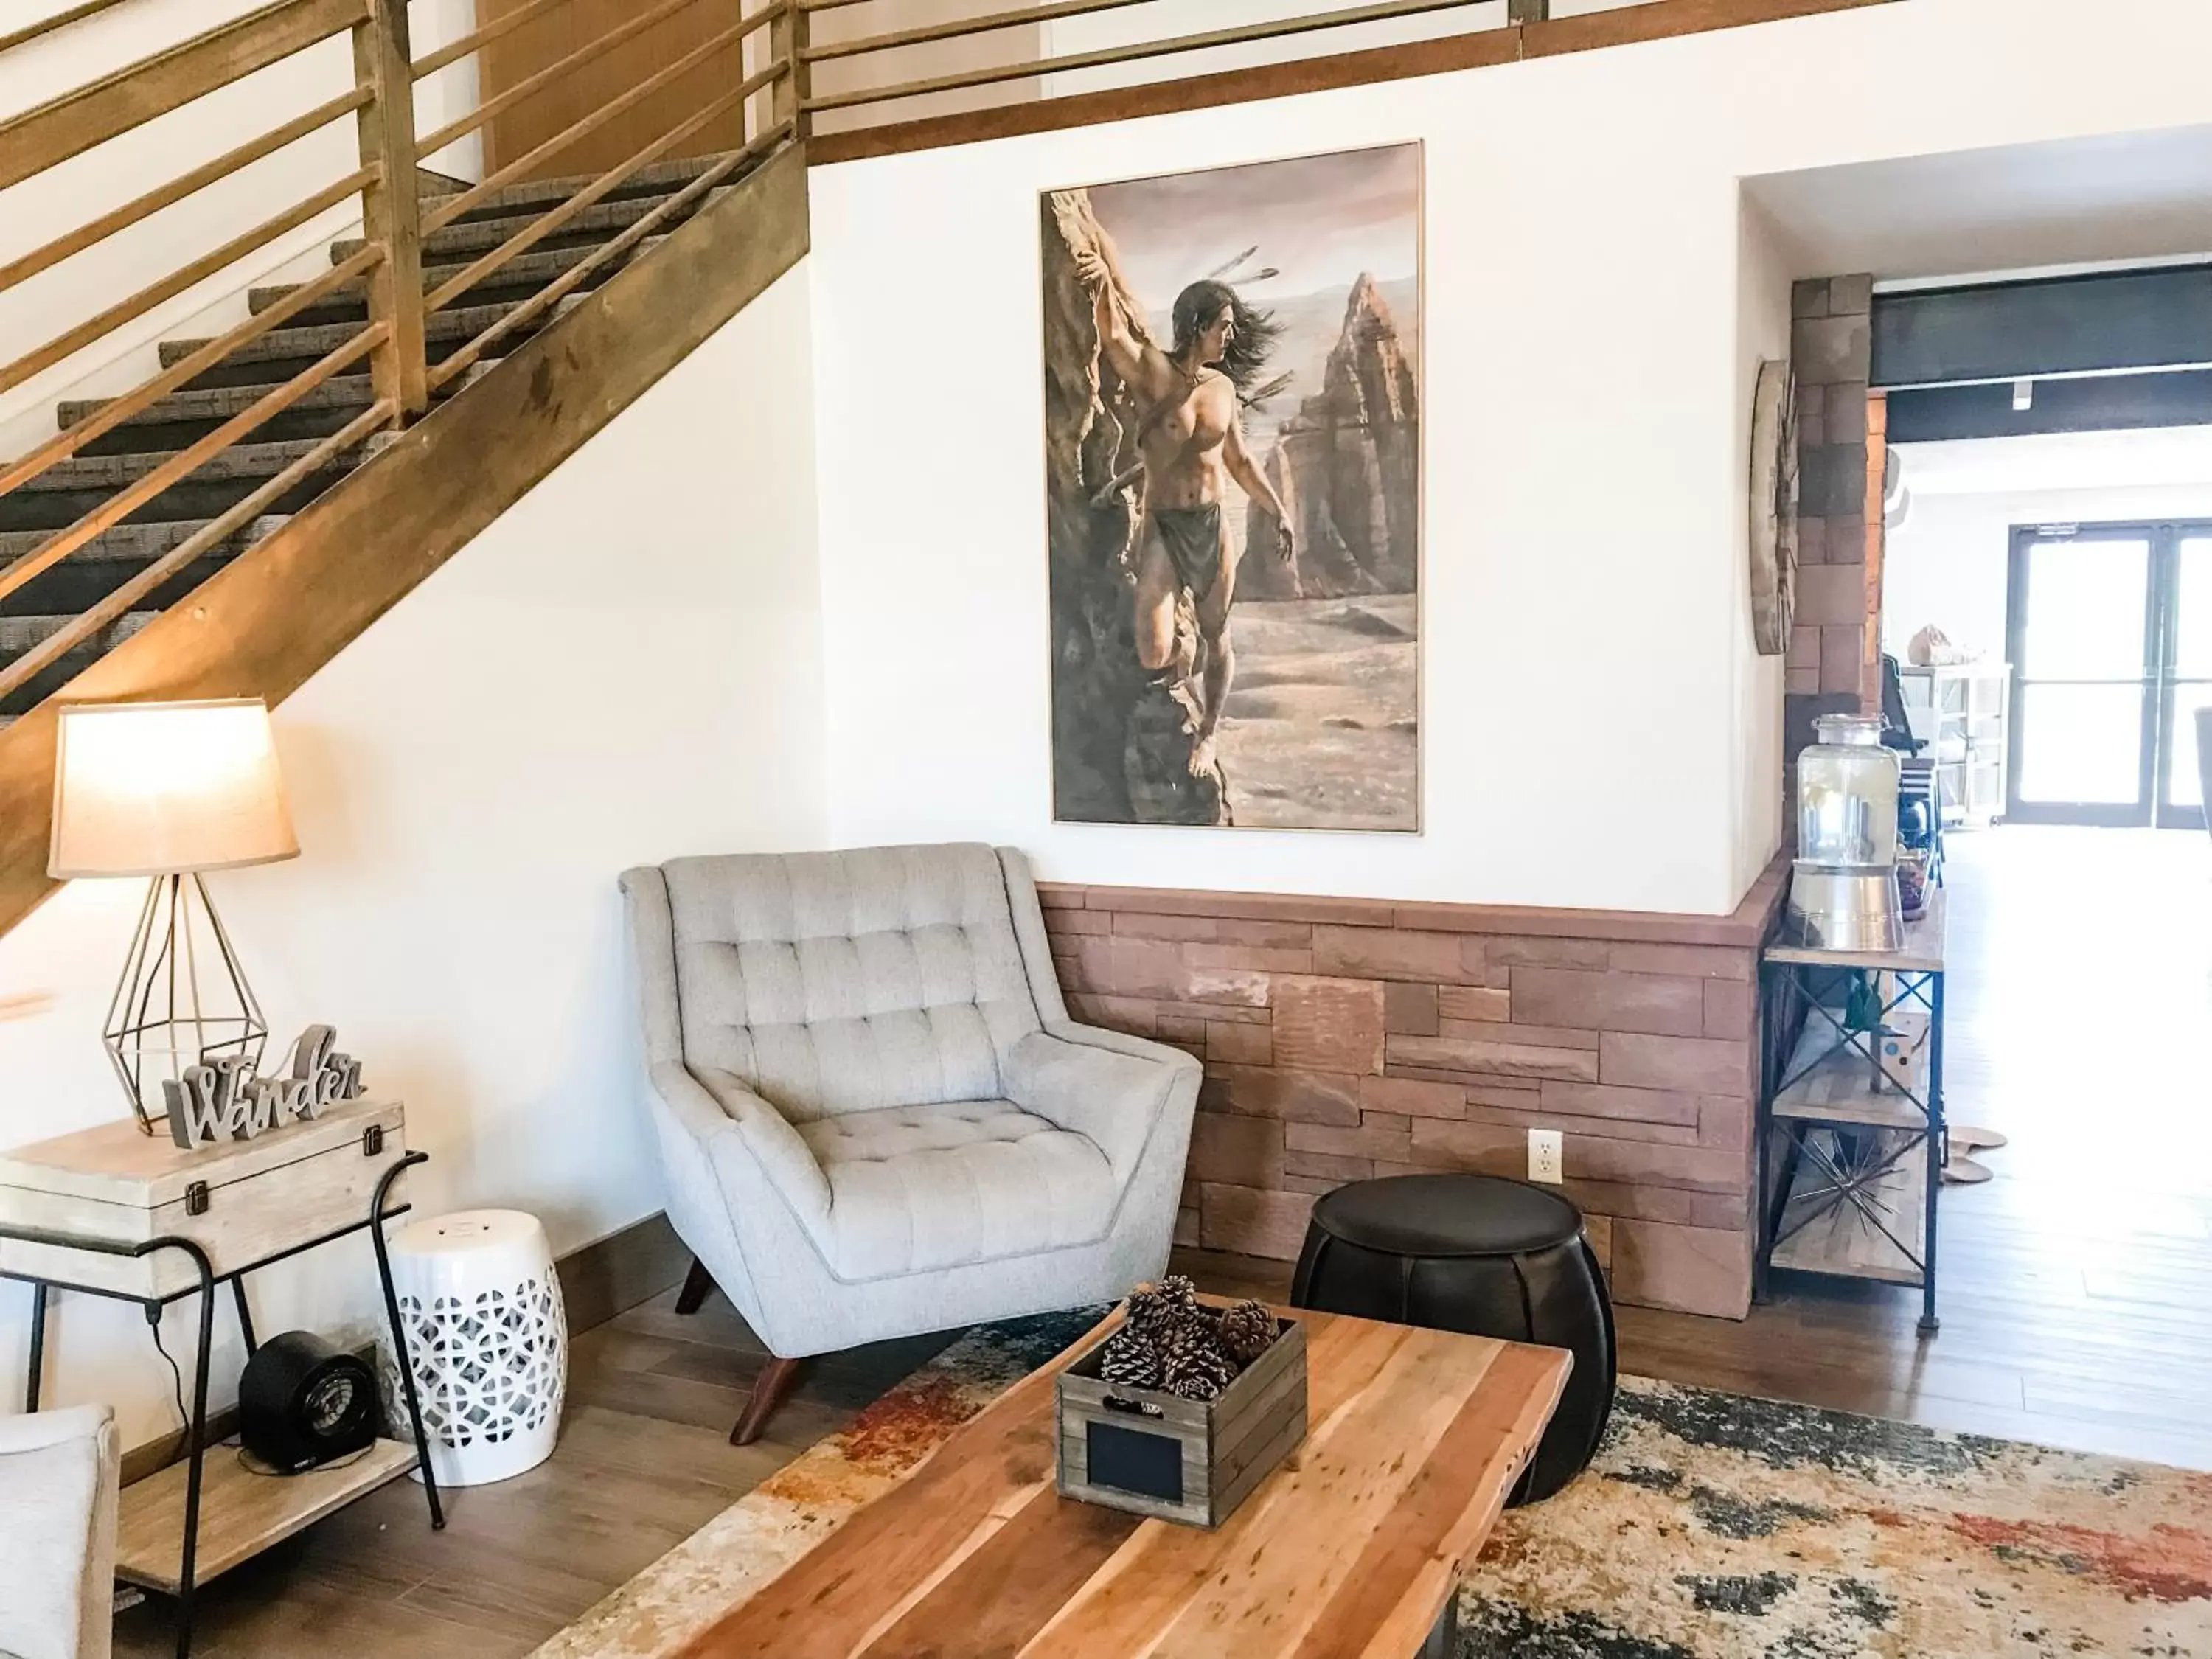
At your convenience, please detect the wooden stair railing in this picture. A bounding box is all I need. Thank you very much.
[0,0,811,935]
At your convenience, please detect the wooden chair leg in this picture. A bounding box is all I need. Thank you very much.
[674,1256,715,1316]
[731,1355,804,1447]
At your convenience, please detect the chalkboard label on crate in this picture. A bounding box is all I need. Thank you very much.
[1087,1419,1183,1504]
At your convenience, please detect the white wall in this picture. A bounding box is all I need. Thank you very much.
[807,0,2212,916]
[1733,198,1792,897]
[1885,429,2212,661]
[0,268,825,1447]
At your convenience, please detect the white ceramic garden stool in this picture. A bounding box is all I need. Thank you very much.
[386,1208,566,1487]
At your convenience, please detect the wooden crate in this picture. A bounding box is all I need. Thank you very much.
[0,1099,406,1300]
[1057,1304,1307,1528]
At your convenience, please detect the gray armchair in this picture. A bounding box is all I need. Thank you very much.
[0,1405,119,1659]
[619,844,1201,1443]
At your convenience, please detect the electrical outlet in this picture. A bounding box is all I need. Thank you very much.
[1528,1128,1564,1185]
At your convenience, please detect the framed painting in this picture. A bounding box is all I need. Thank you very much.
[1042,142,1423,832]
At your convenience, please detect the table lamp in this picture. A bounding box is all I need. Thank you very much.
[48,699,299,1135]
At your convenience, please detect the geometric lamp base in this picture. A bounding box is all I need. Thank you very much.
[104,872,268,1135]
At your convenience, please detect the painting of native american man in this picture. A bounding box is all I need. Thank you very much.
[1043,144,1422,832]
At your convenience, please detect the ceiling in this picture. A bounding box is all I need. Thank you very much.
[1746,125,2212,285]
[1893,426,2212,495]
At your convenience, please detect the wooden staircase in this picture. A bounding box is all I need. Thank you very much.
[0,155,745,720]
[0,0,811,936]
[0,143,805,933]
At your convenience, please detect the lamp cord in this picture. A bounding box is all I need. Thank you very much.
[145,1306,189,1433]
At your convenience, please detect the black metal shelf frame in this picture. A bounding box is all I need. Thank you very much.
[1758,961,1948,1334]
[1,1150,445,1659]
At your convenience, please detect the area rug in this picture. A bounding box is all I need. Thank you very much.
[536,1310,2212,1659]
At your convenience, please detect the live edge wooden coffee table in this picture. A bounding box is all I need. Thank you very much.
[675,1307,1571,1659]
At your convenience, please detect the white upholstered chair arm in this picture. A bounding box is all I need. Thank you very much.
[650,1061,832,1220]
[1004,1023,1201,1183]
[0,1403,118,1659]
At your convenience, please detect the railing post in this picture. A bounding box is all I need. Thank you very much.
[772,0,810,142]
[353,0,428,419]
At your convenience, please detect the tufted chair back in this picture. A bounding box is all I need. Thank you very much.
[658,843,1046,1121]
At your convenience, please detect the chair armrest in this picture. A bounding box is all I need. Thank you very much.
[0,1404,115,1460]
[1004,1023,1202,1181]
[649,1062,832,1220]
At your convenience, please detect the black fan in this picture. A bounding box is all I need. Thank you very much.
[239,1331,378,1475]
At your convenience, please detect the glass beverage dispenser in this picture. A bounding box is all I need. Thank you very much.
[1787,714,1905,951]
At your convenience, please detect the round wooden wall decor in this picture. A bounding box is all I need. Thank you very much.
[1749,358,1799,656]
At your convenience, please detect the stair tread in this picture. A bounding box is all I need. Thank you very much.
[1,611,157,650]
[10,432,394,495]
[418,153,731,224]
[0,514,288,564]
[332,189,672,264]
[58,375,374,433]
[251,237,633,316]
[158,302,529,370]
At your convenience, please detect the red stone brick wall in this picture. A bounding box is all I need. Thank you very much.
[1042,863,1788,1320]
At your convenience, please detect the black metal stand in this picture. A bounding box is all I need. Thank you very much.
[1758,960,1947,1334]
[2,1150,445,1659]
[1417,1593,1459,1659]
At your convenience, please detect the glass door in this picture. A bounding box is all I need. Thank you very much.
[2006,521,2211,830]
[2163,535,2211,832]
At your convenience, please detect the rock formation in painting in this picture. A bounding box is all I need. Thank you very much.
[1041,190,1229,827]
[1242,274,1420,601]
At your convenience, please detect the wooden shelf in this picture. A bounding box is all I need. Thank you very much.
[1772,1015,1930,1129]
[117,1439,418,1593]
[1770,1131,1927,1287]
[1765,885,1947,974]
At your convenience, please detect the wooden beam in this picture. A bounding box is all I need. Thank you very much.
[804,0,1163,65]
[409,0,573,79]
[806,0,1900,162]
[0,0,134,56]
[413,0,725,156]
[353,1,429,417]
[802,0,1486,115]
[0,0,369,193]
[0,167,374,398]
[1518,0,1896,56]
[0,88,372,302]
[809,27,1519,162]
[0,145,809,939]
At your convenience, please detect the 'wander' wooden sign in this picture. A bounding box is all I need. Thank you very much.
[163,1024,367,1150]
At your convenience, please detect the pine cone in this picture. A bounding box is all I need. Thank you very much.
[1098,1329,1164,1391]
[1162,1340,1237,1402]
[1124,1276,1203,1347]
[1217,1300,1277,1366]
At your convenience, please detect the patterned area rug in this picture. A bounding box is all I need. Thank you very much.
[537,1311,2212,1659]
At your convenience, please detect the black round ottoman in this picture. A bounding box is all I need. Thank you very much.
[1290,1173,1614,1504]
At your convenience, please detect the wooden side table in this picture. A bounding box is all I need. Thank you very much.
[0,1099,445,1659]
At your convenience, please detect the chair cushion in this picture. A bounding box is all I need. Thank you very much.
[793,1101,1117,1281]
[661,845,1042,1120]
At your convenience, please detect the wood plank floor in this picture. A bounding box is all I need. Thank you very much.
[118,824,2212,1657]
[114,1297,966,1658]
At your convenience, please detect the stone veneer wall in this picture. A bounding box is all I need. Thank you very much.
[1788,274,1879,734]
[1041,860,1789,1321]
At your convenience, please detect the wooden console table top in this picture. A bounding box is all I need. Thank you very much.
[675,1308,1570,1659]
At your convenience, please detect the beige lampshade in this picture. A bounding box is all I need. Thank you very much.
[49,699,299,877]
